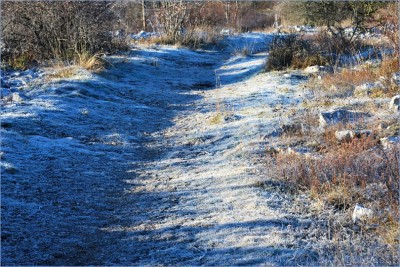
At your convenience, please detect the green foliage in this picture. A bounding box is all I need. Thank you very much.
[303,1,385,43]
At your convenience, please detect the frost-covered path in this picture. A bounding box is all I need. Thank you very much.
[2,33,316,265]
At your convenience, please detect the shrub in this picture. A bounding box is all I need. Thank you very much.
[1,1,121,68]
[269,136,399,222]
[302,1,384,49]
[266,34,326,71]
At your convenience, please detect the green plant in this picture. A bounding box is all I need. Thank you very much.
[302,1,384,49]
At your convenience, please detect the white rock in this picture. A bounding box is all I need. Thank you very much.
[335,130,354,142]
[380,136,400,149]
[304,65,320,74]
[335,130,372,142]
[352,204,373,223]
[389,95,400,111]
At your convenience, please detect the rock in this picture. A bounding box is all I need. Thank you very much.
[2,92,23,103]
[389,95,400,111]
[352,204,373,223]
[391,72,400,85]
[281,123,305,136]
[304,65,320,74]
[319,109,370,127]
[379,136,400,149]
[335,130,372,142]
[264,123,305,138]
[335,130,354,142]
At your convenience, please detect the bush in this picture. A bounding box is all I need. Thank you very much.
[266,34,326,71]
[1,1,122,68]
[268,136,399,245]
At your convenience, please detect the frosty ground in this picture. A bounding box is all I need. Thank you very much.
[2,33,333,265]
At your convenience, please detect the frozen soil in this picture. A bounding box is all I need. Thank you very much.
[2,33,319,265]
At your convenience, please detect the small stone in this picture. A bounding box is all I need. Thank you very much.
[389,95,400,111]
[319,109,370,128]
[335,130,354,142]
[304,65,320,74]
[334,130,372,142]
[352,204,373,223]
[379,136,400,149]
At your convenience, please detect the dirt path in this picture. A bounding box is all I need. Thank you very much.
[1,33,317,265]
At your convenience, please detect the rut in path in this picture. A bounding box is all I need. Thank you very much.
[1,34,317,266]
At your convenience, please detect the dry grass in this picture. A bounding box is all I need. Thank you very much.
[266,107,399,263]
[322,57,399,97]
[48,66,78,79]
[75,52,105,71]
[323,68,375,88]
[134,28,222,50]
[47,52,105,79]
[268,133,399,233]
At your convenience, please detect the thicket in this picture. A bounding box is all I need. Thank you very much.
[266,35,327,70]
[302,1,385,49]
[1,1,124,69]
[1,1,277,69]
[266,1,397,71]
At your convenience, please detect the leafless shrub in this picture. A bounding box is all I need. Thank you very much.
[266,34,327,71]
[1,1,121,68]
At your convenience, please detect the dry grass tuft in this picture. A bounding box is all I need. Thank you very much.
[76,52,105,71]
[322,68,375,88]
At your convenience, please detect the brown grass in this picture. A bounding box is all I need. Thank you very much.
[76,52,105,71]
[48,66,78,79]
[269,134,399,223]
[267,133,399,265]
[322,57,399,97]
[134,28,222,49]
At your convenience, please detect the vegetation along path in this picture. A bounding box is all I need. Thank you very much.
[2,33,318,265]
